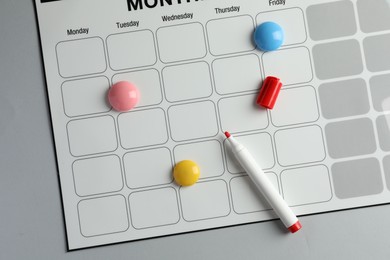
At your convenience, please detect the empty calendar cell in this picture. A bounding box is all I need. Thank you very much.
[319,78,370,119]
[262,47,312,85]
[256,8,306,45]
[376,115,390,152]
[218,94,269,134]
[224,132,275,173]
[106,30,157,70]
[206,15,255,56]
[370,74,390,112]
[332,158,383,199]
[307,1,356,41]
[112,69,163,108]
[325,118,376,159]
[180,180,230,221]
[56,37,106,78]
[382,155,390,191]
[270,86,319,126]
[67,116,117,157]
[212,54,262,95]
[162,62,213,102]
[118,108,168,149]
[78,195,129,237]
[73,155,123,196]
[364,34,390,72]
[313,40,363,80]
[275,125,325,166]
[157,23,207,63]
[173,140,224,179]
[123,147,173,189]
[281,165,332,206]
[168,101,218,142]
[129,188,180,229]
[61,76,110,117]
[230,174,279,214]
[357,0,390,33]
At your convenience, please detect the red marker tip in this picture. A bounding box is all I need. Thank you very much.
[224,131,231,138]
[288,221,302,233]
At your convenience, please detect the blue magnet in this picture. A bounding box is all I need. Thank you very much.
[254,22,284,52]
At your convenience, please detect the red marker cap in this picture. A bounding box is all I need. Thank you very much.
[256,76,283,109]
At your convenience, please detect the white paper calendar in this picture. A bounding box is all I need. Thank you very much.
[35,0,390,250]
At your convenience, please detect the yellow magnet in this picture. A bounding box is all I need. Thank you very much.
[173,160,200,186]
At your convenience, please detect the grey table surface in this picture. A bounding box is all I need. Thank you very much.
[1,1,390,259]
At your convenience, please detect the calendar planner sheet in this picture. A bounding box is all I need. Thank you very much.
[35,0,390,250]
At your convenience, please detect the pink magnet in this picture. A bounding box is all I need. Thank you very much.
[108,81,140,112]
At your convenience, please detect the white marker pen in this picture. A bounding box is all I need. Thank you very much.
[224,131,301,233]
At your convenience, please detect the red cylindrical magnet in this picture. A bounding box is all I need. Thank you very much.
[256,76,283,109]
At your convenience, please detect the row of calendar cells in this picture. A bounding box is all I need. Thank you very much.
[56,8,308,78]
[61,48,313,119]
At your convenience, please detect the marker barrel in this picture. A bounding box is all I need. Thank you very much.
[226,135,301,232]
